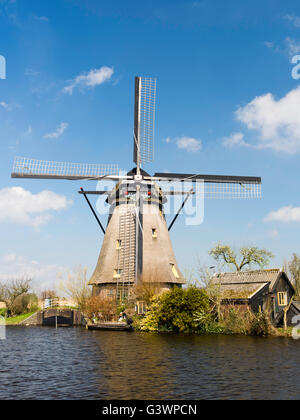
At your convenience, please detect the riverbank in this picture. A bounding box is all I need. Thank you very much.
[4,312,295,338]
[5,312,36,325]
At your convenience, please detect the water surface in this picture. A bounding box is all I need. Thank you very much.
[0,327,299,400]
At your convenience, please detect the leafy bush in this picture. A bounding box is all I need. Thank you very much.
[159,287,211,332]
[0,308,6,317]
[11,293,39,315]
[137,298,162,331]
[138,286,211,333]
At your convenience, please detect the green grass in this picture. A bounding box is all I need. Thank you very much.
[5,312,37,325]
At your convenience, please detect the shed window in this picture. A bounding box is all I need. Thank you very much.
[170,263,180,279]
[278,292,287,306]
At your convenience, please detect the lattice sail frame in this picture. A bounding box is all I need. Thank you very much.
[135,77,157,164]
[158,180,262,199]
[12,157,119,178]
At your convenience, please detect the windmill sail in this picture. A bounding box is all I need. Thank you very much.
[152,173,261,183]
[133,77,157,167]
[11,157,120,180]
[149,173,262,199]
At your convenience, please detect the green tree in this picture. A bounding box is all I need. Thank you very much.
[288,253,300,298]
[209,244,274,272]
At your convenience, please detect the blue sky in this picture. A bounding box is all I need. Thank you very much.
[0,0,300,290]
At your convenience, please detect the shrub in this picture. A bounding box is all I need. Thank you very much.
[83,296,117,322]
[139,286,211,333]
[159,287,211,332]
[249,311,273,337]
[0,308,6,317]
[218,305,275,336]
[137,298,162,331]
[11,293,39,315]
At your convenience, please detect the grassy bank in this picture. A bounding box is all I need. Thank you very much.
[5,312,36,325]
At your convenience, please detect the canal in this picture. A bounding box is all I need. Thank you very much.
[1,327,300,400]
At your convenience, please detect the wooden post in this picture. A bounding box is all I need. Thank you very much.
[284,309,287,331]
[284,297,294,331]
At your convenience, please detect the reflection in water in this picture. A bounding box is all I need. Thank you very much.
[0,327,300,400]
[95,332,176,399]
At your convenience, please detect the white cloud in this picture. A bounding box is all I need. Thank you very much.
[0,253,65,293]
[24,68,40,77]
[0,187,72,229]
[165,136,202,152]
[34,15,49,22]
[0,101,12,111]
[43,122,68,139]
[284,14,300,28]
[268,229,279,239]
[222,132,251,148]
[235,86,300,154]
[265,206,300,223]
[285,37,300,57]
[63,66,114,94]
[3,253,17,263]
[264,41,274,49]
[176,137,202,152]
[263,37,300,59]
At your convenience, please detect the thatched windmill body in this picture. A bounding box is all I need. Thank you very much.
[11,77,262,302]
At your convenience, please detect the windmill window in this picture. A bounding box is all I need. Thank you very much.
[152,229,157,239]
[107,289,114,297]
[113,269,122,279]
[170,263,180,279]
[116,240,122,250]
[278,292,287,306]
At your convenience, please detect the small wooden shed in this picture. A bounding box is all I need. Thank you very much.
[211,269,296,326]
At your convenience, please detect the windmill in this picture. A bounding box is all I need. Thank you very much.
[11,76,262,303]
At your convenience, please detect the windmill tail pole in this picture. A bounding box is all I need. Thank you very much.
[80,188,106,235]
[168,188,194,232]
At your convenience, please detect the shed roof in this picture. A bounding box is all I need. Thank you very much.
[292,301,300,312]
[211,269,281,300]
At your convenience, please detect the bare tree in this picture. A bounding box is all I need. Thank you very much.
[0,277,32,316]
[58,266,92,308]
[288,254,300,298]
[40,290,57,300]
[128,270,166,306]
[209,244,274,272]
